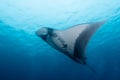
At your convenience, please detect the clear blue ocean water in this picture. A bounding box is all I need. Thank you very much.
[0,0,120,80]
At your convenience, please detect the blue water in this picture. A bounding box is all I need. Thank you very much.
[0,0,120,80]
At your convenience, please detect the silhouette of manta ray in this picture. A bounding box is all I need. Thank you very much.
[36,21,105,72]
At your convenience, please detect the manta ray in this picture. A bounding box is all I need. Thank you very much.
[36,21,105,65]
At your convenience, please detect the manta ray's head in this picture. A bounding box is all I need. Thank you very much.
[36,27,49,41]
[36,27,58,41]
[36,27,68,53]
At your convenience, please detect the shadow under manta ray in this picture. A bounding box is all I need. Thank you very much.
[36,21,106,72]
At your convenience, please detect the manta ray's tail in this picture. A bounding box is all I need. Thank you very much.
[86,63,97,74]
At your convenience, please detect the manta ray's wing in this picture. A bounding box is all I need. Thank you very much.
[73,21,105,63]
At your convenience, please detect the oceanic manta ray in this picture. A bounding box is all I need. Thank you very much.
[36,21,105,65]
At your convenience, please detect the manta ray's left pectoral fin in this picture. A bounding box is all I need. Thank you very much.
[73,20,106,64]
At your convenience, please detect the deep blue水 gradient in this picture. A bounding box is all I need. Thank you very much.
[0,0,120,80]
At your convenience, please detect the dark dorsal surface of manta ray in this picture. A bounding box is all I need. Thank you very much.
[36,21,105,65]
